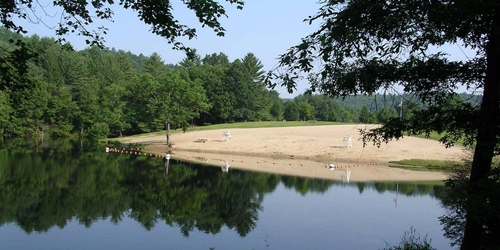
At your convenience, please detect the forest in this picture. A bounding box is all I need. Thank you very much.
[0,28,477,139]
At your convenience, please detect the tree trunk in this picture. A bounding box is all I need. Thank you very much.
[119,130,123,138]
[461,12,500,250]
[165,121,171,146]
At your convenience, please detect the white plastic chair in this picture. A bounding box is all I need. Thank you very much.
[223,130,231,141]
[342,135,352,148]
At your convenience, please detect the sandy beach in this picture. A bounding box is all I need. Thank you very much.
[122,124,465,181]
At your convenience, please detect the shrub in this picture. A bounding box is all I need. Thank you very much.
[203,123,211,126]
[47,124,73,138]
[87,122,110,140]
[380,227,436,250]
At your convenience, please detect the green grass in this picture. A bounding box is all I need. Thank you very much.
[117,121,347,141]
[389,159,462,169]
[389,166,450,172]
[414,132,465,145]
[188,121,344,130]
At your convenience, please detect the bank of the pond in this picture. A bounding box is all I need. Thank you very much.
[169,150,449,182]
[109,146,449,182]
[116,124,464,181]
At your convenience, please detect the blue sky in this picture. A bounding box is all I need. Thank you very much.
[18,0,477,97]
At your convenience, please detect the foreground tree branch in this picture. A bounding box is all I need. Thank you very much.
[271,1,500,248]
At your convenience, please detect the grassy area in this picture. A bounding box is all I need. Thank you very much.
[414,132,465,145]
[389,165,451,172]
[117,121,347,141]
[389,158,462,170]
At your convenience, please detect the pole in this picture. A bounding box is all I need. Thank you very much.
[400,97,403,118]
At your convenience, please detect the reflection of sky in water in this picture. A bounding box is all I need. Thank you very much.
[0,182,451,250]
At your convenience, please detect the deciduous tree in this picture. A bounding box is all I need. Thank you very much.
[284,101,299,121]
[298,101,314,121]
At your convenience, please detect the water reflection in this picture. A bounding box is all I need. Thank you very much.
[0,138,446,239]
[341,169,351,183]
[438,166,500,249]
[221,160,230,173]
[164,156,169,178]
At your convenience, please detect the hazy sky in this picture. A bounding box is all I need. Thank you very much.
[18,0,477,97]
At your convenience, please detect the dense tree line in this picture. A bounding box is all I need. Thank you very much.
[284,94,427,124]
[331,93,481,111]
[2,28,420,140]
[3,28,477,139]
[0,28,282,139]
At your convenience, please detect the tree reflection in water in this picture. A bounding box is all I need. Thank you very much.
[438,165,500,249]
[0,138,451,239]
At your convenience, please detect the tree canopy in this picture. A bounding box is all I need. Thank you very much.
[3,29,320,139]
[1,0,244,51]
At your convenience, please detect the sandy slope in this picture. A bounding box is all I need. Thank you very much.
[123,124,465,181]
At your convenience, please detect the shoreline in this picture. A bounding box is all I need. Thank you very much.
[129,142,382,164]
[169,150,449,182]
[118,124,463,182]
[120,147,451,182]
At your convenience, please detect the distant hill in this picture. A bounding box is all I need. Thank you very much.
[334,93,481,111]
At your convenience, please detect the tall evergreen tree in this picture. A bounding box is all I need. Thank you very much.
[359,105,375,124]
[116,50,135,81]
[143,52,165,79]
[179,49,202,68]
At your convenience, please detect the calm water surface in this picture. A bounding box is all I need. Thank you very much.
[0,139,453,249]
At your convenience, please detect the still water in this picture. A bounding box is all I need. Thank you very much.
[0,139,452,249]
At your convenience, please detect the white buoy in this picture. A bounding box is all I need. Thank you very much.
[329,164,335,170]
[165,154,171,160]
[105,147,109,153]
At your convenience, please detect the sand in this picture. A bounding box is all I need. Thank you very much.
[123,124,465,181]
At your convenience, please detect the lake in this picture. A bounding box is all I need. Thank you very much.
[0,139,453,249]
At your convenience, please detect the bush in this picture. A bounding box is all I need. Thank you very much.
[380,227,436,250]
[228,120,235,123]
[47,124,73,138]
[87,122,110,140]
[203,123,211,126]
